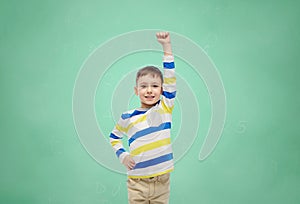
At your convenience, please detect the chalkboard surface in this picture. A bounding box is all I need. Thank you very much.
[1,1,299,203]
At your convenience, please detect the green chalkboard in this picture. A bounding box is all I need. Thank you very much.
[1,0,299,203]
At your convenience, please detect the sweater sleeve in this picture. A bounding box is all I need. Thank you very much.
[109,116,129,164]
[161,55,176,112]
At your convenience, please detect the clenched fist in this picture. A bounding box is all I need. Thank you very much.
[156,32,171,45]
[156,31,172,56]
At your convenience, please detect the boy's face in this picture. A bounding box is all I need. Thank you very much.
[134,74,163,108]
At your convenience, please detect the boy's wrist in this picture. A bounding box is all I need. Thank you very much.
[163,55,174,63]
[162,43,172,56]
[162,42,171,48]
[119,152,130,164]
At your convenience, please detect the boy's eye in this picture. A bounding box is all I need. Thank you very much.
[139,84,160,89]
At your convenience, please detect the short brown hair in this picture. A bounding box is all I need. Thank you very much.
[136,66,163,84]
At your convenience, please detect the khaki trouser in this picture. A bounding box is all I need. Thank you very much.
[127,173,170,204]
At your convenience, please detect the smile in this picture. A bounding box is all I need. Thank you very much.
[145,96,155,99]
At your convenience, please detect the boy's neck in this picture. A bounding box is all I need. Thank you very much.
[136,107,150,111]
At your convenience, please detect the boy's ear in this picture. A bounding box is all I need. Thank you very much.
[134,86,138,95]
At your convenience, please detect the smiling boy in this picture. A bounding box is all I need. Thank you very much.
[134,66,164,109]
[109,32,176,204]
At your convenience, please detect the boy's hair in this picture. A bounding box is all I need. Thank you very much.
[136,66,163,84]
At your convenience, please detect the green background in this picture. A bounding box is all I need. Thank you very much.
[1,0,299,203]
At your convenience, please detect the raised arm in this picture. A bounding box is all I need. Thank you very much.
[156,32,176,112]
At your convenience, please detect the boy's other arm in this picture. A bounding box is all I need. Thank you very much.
[110,118,135,170]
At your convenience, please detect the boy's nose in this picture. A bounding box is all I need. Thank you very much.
[147,86,152,92]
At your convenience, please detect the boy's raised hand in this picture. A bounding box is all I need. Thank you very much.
[156,31,172,56]
[156,32,171,45]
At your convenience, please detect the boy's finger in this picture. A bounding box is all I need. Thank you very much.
[127,163,132,169]
[156,31,169,38]
[130,160,136,166]
[128,163,135,170]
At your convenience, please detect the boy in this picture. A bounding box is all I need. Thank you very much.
[109,31,176,204]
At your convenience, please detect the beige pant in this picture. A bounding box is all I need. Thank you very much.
[127,173,170,204]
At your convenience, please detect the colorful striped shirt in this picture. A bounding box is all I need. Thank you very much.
[110,55,176,178]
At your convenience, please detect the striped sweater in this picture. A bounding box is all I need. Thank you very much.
[110,55,176,178]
